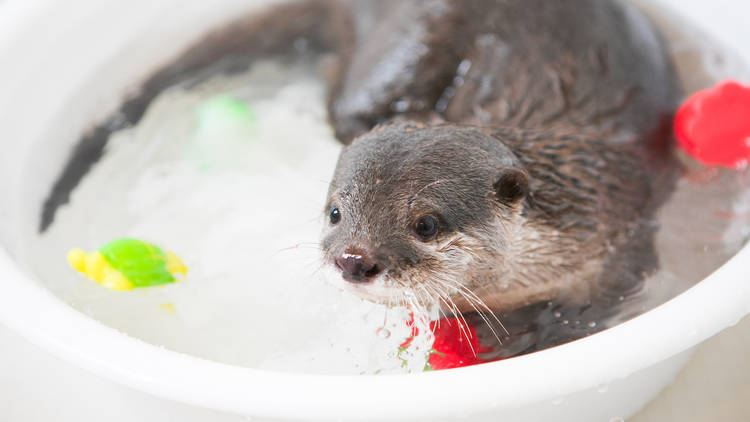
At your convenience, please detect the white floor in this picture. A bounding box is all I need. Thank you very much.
[1,0,749,420]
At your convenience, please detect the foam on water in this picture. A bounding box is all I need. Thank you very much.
[25,3,750,374]
[31,60,435,374]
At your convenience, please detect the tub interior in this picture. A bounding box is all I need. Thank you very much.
[1,0,750,376]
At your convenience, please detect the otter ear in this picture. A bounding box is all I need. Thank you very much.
[493,168,529,207]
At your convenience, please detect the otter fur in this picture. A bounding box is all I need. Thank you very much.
[42,0,680,351]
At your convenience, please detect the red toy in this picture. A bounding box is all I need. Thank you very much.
[674,80,750,168]
[427,317,492,370]
[399,313,493,370]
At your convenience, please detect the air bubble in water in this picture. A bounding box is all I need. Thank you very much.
[376,327,391,339]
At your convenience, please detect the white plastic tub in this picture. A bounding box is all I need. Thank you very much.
[0,1,749,421]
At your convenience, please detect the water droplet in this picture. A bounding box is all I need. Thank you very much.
[587,321,597,328]
[392,99,410,113]
[457,59,472,76]
[553,311,562,318]
[376,327,391,339]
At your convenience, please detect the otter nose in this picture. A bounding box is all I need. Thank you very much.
[335,248,382,283]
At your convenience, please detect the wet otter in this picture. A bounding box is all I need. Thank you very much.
[42,0,679,351]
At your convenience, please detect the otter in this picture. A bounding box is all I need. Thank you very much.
[42,0,679,352]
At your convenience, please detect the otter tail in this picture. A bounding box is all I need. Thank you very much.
[40,0,352,232]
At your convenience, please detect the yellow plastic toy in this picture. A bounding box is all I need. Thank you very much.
[67,238,187,290]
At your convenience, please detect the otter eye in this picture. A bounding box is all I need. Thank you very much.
[415,216,439,240]
[330,207,341,225]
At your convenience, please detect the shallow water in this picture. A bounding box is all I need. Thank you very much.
[26,4,750,373]
[30,60,436,374]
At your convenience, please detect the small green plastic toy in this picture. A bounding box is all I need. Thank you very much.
[67,238,187,290]
[187,94,258,169]
[195,94,257,135]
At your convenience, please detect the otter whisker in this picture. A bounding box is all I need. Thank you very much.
[280,245,324,252]
[427,277,504,350]
[286,241,323,247]
[427,281,473,330]
[306,259,330,280]
[414,284,440,312]
[413,287,428,313]
[421,283,449,332]
[425,282,461,332]
[452,286,508,337]
[450,286,503,346]
[272,242,324,257]
[393,280,414,311]
[396,292,406,310]
[421,281,449,328]
[407,288,430,317]
[415,285,441,336]
[428,281,477,356]
[432,277,509,337]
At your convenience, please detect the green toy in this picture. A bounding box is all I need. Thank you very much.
[187,94,258,169]
[195,94,257,134]
[67,238,187,290]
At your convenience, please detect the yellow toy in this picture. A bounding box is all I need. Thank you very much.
[67,238,187,290]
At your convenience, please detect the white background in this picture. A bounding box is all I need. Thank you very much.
[1,0,749,420]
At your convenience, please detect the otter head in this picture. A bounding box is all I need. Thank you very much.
[321,122,531,312]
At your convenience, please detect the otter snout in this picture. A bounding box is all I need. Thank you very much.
[335,247,383,283]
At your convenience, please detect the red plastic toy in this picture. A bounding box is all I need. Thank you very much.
[427,317,492,370]
[674,80,750,168]
[400,313,493,371]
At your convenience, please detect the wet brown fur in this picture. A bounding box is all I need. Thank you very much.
[44,0,681,351]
